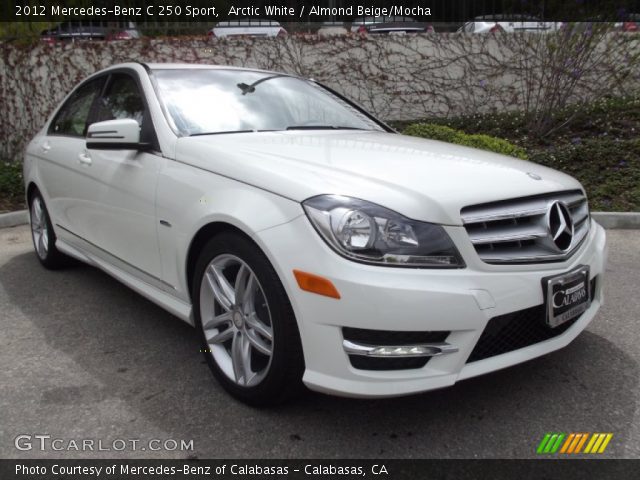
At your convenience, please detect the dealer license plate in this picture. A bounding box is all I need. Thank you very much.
[543,266,591,328]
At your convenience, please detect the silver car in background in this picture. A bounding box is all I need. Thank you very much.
[459,15,560,33]
[351,16,435,34]
[208,19,287,38]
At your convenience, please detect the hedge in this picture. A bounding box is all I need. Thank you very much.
[402,123,529,160]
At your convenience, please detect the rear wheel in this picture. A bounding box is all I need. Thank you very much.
[193,232,305,406]
[29,191,70,269]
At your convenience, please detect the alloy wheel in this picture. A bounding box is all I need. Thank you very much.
[199,254,274,387]
[31,196,49,260]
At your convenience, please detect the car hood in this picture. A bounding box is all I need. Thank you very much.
[175,130,582,226]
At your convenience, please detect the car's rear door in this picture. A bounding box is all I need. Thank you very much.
[36,75,105,242]
[82,70,163,280]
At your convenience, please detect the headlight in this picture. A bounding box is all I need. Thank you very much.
[302,195,464,268]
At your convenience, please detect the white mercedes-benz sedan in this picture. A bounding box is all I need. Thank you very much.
[24,63,607,405]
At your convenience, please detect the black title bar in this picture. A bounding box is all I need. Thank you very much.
[1,459,640,480]
[4,0,640,23]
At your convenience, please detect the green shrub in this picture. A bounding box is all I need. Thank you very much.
[402,123,528,160]
[529,139,640,212]
[391,94,640,149]
[0,161,24,212]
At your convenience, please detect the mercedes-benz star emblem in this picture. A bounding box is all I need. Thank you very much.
[547,201,574,252]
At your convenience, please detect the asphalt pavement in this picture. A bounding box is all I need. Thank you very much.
[0,225,638,459]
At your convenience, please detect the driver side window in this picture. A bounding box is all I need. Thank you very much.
[93,72,157,148]
[94,74,145,125]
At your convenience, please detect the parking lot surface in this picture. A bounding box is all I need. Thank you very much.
[1,225,638,459]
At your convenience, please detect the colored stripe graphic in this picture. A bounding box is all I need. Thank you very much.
[584,434,599,453]
[544,434,558,453]
[538,433,613,454]
[598,434,613,453]
[567,434,583,453]
[560,434,575,453]
[592,434,606,453]
[550,434,565,453]
[585,433,614,454]
[537,434,552,454]
[574,433,589,453]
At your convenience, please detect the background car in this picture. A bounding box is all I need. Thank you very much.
[459,14,560,33]
[40,21,140,44]
[208,19,287,38]
[105,22,142,41]
[351,16,435,34]
[40,21,106,43]
[316,21,349,37]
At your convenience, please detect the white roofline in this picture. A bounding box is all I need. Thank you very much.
[144,63,296,78]
[84,62,296,79]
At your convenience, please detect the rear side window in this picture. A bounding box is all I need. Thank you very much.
[49,78,104,137]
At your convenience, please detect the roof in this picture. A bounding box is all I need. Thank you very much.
[82,63,296,82]
[145,63,245,70]
[143,63,282,75]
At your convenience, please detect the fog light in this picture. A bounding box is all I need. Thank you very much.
[372,346,433,356]
[343,340,458,358]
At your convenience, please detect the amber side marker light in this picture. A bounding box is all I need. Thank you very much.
[293,270,341,299]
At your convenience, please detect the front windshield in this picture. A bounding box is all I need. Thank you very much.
[152,69,383,135]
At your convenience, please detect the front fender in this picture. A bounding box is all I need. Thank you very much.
[155,159,303,300]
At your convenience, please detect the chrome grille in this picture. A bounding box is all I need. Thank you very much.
[461,190,590,264]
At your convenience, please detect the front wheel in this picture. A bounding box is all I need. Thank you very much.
[193,232,305,406]
[29,191,70,269]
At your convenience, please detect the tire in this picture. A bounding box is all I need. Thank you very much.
[193,232,305,406]
[29,190,70,269]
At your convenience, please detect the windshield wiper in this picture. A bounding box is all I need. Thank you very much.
[189,127,370,136]
[285,125,368,131]
[189,130,276,136]
[237,74,290,95]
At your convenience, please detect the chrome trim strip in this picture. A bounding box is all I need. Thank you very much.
[342,340,459,358]
[468,225,548,244]
[461,191,586,225]
[573,210,589,225]
[461,207,548,224]
[472,229,589,263]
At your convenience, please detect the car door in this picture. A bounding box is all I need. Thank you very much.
[36,76,106,242]
[82,71,163,280]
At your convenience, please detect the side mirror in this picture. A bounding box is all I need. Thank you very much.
[86,119,152,151]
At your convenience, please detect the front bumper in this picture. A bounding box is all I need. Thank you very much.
[255,216,607,398]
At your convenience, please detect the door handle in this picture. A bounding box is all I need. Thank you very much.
[78,152,92,166]
[41,141,51,153]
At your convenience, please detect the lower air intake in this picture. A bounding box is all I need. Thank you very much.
[467,277,596,363]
